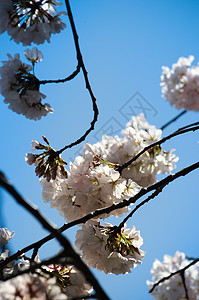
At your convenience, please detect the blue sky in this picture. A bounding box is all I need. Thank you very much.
[0,0,199,299]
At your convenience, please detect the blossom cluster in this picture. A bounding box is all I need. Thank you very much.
[0,0,66,46]
[75,221,145,275]
[40,113,178,223]
[161,55,199,111]
[147,251,199,299]
[0,49,53,120]
[0,228,92,299]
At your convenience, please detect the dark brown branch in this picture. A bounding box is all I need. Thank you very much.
[117,121,199,174]
[56,0,99,154]
[117,184,166,231]
[180,271,190,300]
[2,160,199,269]
[0,172,110,300]
[1,251,66,281]
[39,63,81,85]
[149,258,199,294]
[71,295,97,300]
[160,110,187,130]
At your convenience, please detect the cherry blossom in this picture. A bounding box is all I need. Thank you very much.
[75,221,145,275]
[161,56,199,111]
[0,53,53,120]
[0,0,66,46]
[45,263,93,298]
[147,251,199,299]
[0,228,15,246]
[24,47,43,65]
[0,273,67,300]
[40,114,178,222]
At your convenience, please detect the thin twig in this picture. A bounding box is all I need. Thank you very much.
[0,172,110,300]
[1,252,66,281]
[149,258,199,293]
[1,160,199,268]
[56,0,99,154]
[117,184,166,231]
[39,63,81,85]
[160,110,187,130]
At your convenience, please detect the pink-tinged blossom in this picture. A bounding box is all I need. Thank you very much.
[26,137,68,181]
[0,0,66,46]
[147,251,199,299]
[0,53,53,120]
[161,56,199,111]
[40,114,178,222]
[75,221,145,275]
[40,159,140,222]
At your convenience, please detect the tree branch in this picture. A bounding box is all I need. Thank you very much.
[39,63,81,85]
[1,160,199,268]
[117,184,166,231]
[180,270,190,300]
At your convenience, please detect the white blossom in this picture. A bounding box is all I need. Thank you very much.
[0,273,68,300]
[161,55,199,111]
[0,0,66,46]
[45,263,93,298]
[75,221,145,275]
[0,228,15,246]
[40,160,139,222]
[24,47,43,64]
[147,251,199,299]
[0,53,54,120]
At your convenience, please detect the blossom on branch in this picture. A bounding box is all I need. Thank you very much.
[0,53,53,120]
[147,251,199,299]
[75,221,145,275]
[25,136,68,181]
[40,158,140,222]
[0,228,15,246]
[24,47,43,65]
[0,0,66,46]
[45,263,93,298]
[40,114,178,222]
[161,55,199,111]
[0,247,92,299]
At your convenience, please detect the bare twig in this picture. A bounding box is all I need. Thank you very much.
[1,251,66,281]
[160,110,187,130]
[117,184,166,231]
[0,172,110,300]
[56,0,99,154]
[149,258,199,294]
[39,63,81,85]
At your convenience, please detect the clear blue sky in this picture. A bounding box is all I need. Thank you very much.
[0,1,199,299]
